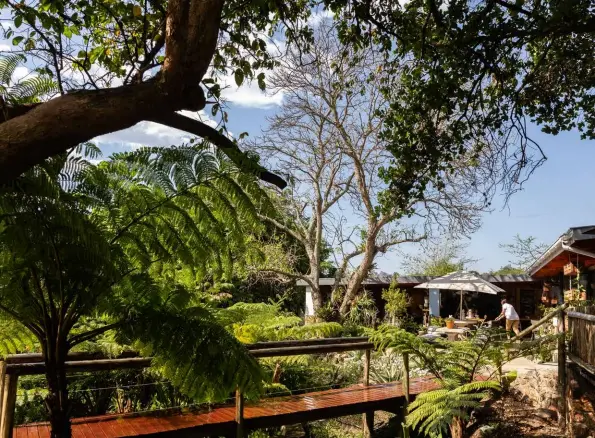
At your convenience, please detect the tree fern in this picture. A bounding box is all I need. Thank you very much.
[0,54,25,86]
[369,326,505,438]
[0,142,279,435]
[407,380,501,437]
[0,55,57,105]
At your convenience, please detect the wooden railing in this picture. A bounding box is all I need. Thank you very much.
[0,337,399,438]
[567,306,595,375]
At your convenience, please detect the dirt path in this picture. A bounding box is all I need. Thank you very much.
[476,395,566,438]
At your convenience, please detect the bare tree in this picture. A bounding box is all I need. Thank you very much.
[252,22,489,317]
[499,234,548,270]
[401,237,478,276]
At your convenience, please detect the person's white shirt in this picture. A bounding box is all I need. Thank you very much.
[502,303,519,320]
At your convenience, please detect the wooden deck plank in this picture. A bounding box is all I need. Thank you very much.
[14,377,441,437]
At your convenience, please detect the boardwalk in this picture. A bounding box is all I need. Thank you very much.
[14,377,439,437]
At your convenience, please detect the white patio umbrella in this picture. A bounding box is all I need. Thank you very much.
[414,271,504,320]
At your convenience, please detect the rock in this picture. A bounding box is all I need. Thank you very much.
[573,423,590,438]
[470,425,496,438]
[534,408,558,422]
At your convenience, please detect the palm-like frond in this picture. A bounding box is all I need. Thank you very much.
[369,326,509,437]
[0,142,276,411]
[406,380,501,436]
[118,304,265,401]
[0,317,38,356]
[10,76,57,103]
[0,54,25,87]
[0,55,56,106]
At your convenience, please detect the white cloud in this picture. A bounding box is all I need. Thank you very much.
[12,66,34,83]
[308,9,334,26]
[221,79,284,108]
[0,43,11,52]
[92,110,218,151]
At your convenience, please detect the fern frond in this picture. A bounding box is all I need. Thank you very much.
[0,54,25,86]
[11,76,57,102]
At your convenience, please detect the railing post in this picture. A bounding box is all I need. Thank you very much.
[235,388,245,438]
[363,349,371,386]
[0,372,17,438]
[558,308,567,429]
[402,352,410,438]
[0,360,5,429]
[362,349,374,437]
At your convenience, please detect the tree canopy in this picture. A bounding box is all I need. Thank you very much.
[342,0,595,210]
[2,0,591,210]
[0,141,273,435]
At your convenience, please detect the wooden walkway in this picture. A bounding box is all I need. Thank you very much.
[14,377,439,437]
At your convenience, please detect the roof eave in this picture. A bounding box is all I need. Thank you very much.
[527,238,564,276]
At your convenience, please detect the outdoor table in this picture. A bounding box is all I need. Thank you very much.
[453,320,477,329]
[434,327,469,341]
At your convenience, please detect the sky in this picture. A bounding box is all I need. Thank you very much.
[91,84,595,275]
[2,8,594,275]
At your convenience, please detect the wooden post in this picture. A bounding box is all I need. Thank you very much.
[235,388,245,438]
[0,373,17,438]
[362,349,374,438]
[0,361,5,430]
[558,308,567,429]
[363,349,371,386]
[402,352,410,438]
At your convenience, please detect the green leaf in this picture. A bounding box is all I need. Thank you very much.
[257,72,265,91]
[12,36,24,46]
[234,69,244,87]
[14,15,22,28]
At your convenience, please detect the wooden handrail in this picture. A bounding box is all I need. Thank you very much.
[567,311,595,322]
[2,338,373,375]
[251,342,373,358]
[509,303,569,342]
[246,337,369,350]
[5,358,152,376]
[4,351,140,365]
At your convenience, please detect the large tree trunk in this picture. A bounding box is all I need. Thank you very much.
[449,417,465,438]
[339,236,377,317]
[0,0,227,184]
[44,338,71,438]
[0,82,205,184]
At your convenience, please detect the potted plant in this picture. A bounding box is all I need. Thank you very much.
[445,316,456,329]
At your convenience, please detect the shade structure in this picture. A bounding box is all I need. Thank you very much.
[414,271,505,319]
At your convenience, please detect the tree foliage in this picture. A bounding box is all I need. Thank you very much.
[402,238,477,276]
[331,0,595,212]
[499,234,548,271]
[382,280,411,324]
[0,142,276,435]
[217,302,344,343]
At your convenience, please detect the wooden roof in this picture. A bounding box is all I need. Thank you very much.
[529,226,595,278]
[297,273,537,287]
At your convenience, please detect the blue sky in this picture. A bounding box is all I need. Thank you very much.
[218,102,595,274]
[2,12,593,275]
[35,79,595,275]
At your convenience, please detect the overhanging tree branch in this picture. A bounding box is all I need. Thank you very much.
[68,321,123,347]
[150,113,287,189]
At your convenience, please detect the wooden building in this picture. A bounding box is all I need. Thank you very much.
[297,273,542,323]
[527,225,595,302]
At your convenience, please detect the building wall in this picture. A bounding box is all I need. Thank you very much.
[303,281,543,321]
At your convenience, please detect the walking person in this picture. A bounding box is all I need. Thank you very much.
[495,298,520,337]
